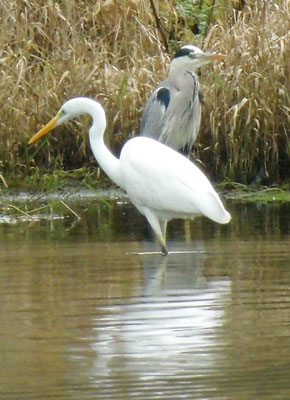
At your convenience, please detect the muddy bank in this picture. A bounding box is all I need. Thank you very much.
[1,184,289,204]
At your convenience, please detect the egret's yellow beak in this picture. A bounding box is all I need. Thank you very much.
[28,114,60,145]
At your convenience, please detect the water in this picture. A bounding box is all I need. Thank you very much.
[0,193,289,400]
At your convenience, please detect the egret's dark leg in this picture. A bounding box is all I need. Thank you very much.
[156,233,168,256]
[144,211,169,256]
[160,220,167,241]
[159,220,168,256]
[161,242,169,256]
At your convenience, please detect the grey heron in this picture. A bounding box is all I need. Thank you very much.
[28,97,231,255]
[140,45,226,155]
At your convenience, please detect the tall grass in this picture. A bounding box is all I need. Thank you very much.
[0,0,289,186]
[0,0,166,176]
[199,0,289,183]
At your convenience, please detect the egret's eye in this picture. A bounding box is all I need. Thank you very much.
[58,109,66,118]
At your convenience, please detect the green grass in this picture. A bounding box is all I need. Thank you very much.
[218,182,290,202]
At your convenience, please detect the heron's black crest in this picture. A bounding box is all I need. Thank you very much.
[156,87,170,109]
[173,47,193,59]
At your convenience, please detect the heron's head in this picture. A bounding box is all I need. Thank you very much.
[169,45,226,75]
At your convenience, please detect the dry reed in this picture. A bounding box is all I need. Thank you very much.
[200,0,290,183]
[0,0,289,186]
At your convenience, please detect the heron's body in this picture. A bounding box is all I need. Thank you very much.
[29,97,231,255]
[140,71,200,153]
[140,45,226,155]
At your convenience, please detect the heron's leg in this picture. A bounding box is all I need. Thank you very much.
[143,211,168,256]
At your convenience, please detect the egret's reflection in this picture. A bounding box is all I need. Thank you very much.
[138,239,207,297]
[90,240,231,380]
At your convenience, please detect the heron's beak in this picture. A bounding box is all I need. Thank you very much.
[28,114,60,145]
[202,53,227,62]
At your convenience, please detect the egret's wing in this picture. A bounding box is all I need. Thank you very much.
[120,137,230,224]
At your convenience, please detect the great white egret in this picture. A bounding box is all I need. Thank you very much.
[28,97,231,255]
[140,45,226,155]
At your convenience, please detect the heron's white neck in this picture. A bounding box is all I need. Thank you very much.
[85,100,123,189]
[168,57,198,79]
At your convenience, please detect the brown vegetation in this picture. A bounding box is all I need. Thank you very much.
[0,0,289,186]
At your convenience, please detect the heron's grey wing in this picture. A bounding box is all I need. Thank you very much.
[158,72,201,153]
[140,72,201,154]
[140,81,172,141]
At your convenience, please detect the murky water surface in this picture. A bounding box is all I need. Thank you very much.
[0,193,289,400]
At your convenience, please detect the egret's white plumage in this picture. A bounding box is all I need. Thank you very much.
[29,97,231,255]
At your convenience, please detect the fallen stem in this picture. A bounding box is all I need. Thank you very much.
[60,200,81,219]
[8,204,34,220]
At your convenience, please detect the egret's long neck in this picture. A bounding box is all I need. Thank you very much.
[88,103,123,189]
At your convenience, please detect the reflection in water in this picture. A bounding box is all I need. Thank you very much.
[91,245,230,384]
[0,198,289,399]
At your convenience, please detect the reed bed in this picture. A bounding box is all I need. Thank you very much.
[199,0,290,183]
[0,0,289,187]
